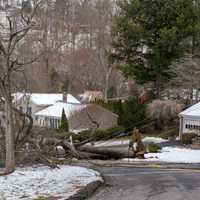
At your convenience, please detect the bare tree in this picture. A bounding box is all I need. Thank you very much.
[170,54,200,104]
[0,0,42,174]
[22,0,126,96]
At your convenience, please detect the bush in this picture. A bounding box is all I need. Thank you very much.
[120,96,147,128]
[91,126,125,141]
[97,96,147,129]
[148,100,183,129]
[182,133,196,145]
[56,131,90,141]
[147,143,161,153]
[56,126,125,142]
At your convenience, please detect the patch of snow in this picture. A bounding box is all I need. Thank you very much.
[55,146,65,150]
[71,129,88,134]
[142,137,168,144]
[13,93,81,106]
[0,165,102,200]
[124,147,200,163]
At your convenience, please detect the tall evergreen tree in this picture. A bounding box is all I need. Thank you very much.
[111,0,196,98]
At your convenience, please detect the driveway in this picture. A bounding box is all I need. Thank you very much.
[88,166,200,200]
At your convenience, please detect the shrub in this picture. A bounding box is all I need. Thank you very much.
[182,133,196,145]
[97,96,147,129]
[57,130,91,142]
[147,143,161,153]
[106,126,125,135]
[91,126,125,141]
[148,100,183,129]
[56,126,125,142]
[120,96,146,128]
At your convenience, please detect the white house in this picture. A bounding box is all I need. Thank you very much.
[12,92,118,131]
[179,102,200,138]
[35,102,85,129]
[13,93,81,125]
[35,102,118,130]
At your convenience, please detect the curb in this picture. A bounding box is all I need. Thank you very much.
[93,162,200,171]
[66,180,103,200]
[72,160,200,171]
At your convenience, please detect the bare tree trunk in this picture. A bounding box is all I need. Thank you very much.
[0,0,42,174]
[104,67,112,103]
[5,99,15,174]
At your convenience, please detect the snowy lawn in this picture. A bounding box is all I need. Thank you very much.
[0,165,103,200]
[142,137,167,144]
[124,147,200,164]
[88,137,168,147]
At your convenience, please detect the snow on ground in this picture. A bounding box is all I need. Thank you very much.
[0,165,103,200]
[88,137,167,147]
[124,147,200,163]
[142,137,168,144]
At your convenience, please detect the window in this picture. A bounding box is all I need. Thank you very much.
[185,124,200,130]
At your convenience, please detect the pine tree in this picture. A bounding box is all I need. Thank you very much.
[60,108,69,132]
[111,0,196,98]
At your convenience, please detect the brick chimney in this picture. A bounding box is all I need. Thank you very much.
[63,92,68,103]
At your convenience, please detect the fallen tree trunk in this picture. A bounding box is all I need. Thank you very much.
[78,146,130,160]
[58,140,131,160]
[77,151,109,160]
[25,137,133,160]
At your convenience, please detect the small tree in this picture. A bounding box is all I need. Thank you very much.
[120,97,146,128]
[60,108,69,132]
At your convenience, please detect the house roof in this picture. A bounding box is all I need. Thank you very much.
[179,102,200,117]
[13,93,81,106]
[35,103,118,120]
[35,102,86,118]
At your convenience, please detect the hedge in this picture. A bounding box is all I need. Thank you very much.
[57,126,125,142]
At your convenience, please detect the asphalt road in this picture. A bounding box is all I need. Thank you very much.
[88,166,200,200]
